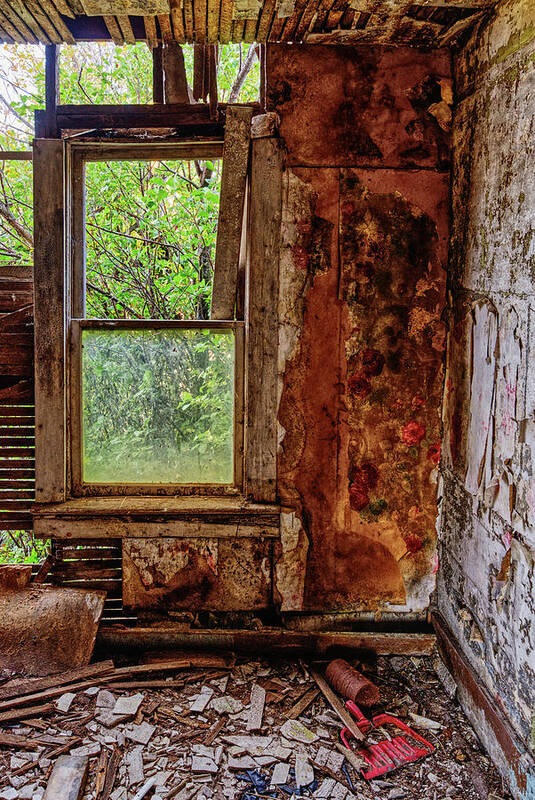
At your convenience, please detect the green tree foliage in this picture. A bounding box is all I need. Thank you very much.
[0,41,258,560]
[83,328,234,484]
[0,40,259,277]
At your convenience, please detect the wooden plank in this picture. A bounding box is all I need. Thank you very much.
[33,139,65,503]
[170,0,185,42]
[102,15,124,45]
[211,105,253,320]
[44,44,59,138]
[0,661,115,703]
[0,6,25,42]
[157,12,173,42]
[0,499,34,510]
[35,0,75,44]
[0,731,42,749]
[144,15,158,48]
[163,43,190,103]
[116,15,136,44]
[183,0,194,40]
[152,45,164,102]
[99,626,437,657]
[0,459,35,468]
[0,405,35,416]
[67,141,222,162]
[35,517,279,539]
[246,136,281,502]
[54,564,121,579]
[308,666,365,742]
[286,687,319,719]
[0,702,53,725]
[0,305,33,330]
[219,0,233,42]
[194,0,207,42]
[0,1,37,42]
[0,150,31,160]
[206,0,220,42]
[43,755,88,800]
[53,102,229,131]
[256,0,277,41]
[2,0,51,43]
[24,0,62,43]
[32,553,55,583]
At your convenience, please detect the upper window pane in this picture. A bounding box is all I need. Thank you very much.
[81,327,235,485]
[84,159,221,320]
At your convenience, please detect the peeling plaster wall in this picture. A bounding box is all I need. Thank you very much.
[437,1,535,796]
[266,44,450,614]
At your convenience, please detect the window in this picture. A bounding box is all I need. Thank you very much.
[67,142,244,496]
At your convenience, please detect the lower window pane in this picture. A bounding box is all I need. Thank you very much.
[81,327,235,485]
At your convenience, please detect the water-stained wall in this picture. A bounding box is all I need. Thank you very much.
[266,44,451,614]
[437,1,535,796]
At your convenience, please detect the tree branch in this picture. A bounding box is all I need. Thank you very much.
[0,93,33,130]
[0,200,33,246]
[228,45,258,104]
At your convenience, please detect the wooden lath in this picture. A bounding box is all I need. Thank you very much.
[0,273,35,531]
[0,0,496,46]
[49,538,136,623]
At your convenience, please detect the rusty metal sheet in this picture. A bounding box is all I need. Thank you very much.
[266,44,451,171]
[0,586,105,676]
[276,165,448,613]
[123,538,272,612]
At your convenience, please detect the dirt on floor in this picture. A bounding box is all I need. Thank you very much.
[0,651,511,800]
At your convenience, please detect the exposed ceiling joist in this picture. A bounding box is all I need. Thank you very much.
[0,0,496,46]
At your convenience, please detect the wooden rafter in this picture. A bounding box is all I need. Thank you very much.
[0,0,497,48]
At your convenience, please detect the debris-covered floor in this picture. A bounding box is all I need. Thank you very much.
[0,652,511,800]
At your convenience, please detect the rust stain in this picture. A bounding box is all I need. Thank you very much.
[277,166,448,613]
[266,44,451,170]
[123,538,272,612]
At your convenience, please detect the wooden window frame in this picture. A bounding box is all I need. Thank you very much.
[33,121,281,510]
[66,140,244,498]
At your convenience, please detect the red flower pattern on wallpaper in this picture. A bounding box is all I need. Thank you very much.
[401,420,426,447]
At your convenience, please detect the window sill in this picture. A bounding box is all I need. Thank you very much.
[32,496,280,540]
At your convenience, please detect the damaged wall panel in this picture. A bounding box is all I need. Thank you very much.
[267,45,450,614]
[437,1,535,795]
[123,537,272,613]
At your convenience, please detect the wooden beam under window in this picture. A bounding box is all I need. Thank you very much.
[33,139,65,503]
[211,105,253,321]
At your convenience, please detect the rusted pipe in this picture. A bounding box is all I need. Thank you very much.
[97,626,436,656]
[325,658,380,707]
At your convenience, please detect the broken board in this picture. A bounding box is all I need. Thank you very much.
[0,585,105,676]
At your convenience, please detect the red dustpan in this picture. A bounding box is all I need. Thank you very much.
[340,699,435,780]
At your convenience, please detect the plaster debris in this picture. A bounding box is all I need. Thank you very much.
[125,722,156,745]
[0,654,510,800]
[54,692,76,713]
[96,689,116,709]
[270,761,291,786]
[189,687,214,713]
[247,684,266,731]
[280,719,318,743]
[113,693,144,717]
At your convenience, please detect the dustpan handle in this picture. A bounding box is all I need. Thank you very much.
[345,700,370,727]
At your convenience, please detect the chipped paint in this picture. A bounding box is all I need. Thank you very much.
[123,538,272,612]
[439,2,535,797]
